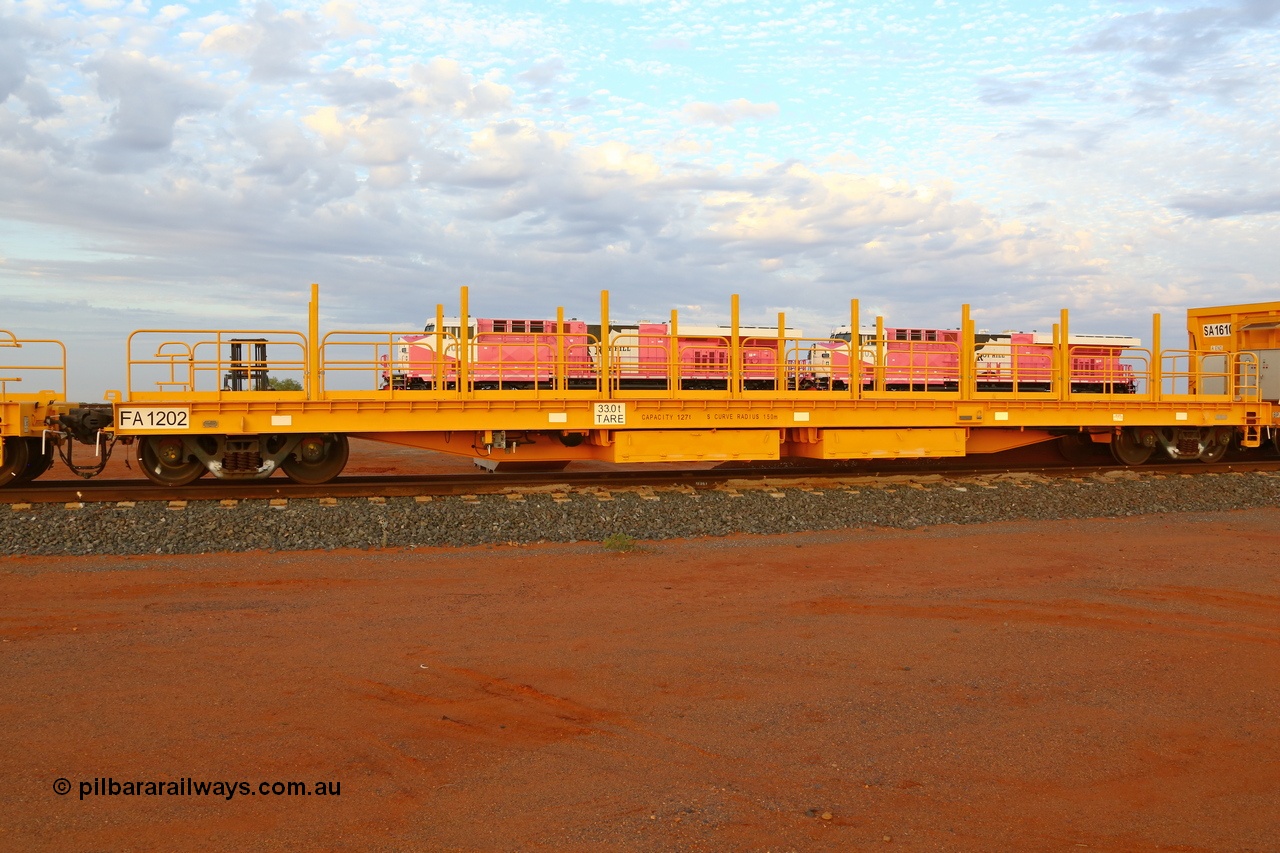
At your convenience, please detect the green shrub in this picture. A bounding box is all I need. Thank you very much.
[602,533,637,552]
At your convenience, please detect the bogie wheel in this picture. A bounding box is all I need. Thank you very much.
[281,434,349,485]
[1199,430,1231,464]
[138,435,206,486]
[1110,428,1154,466]
[13,438,55,484]
[0,438,31,487]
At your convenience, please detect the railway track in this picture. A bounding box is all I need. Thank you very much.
[7,455,1280,505]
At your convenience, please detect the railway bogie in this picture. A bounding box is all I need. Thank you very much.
[3,290,1279,489]
[131,432,350,486]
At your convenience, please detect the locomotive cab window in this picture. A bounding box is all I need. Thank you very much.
[421,323,467,336]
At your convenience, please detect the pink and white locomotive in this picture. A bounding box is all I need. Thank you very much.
[808,327,1139,392]
[388,318,592,390]
[386,317,1138,393]
[386,318,801,391]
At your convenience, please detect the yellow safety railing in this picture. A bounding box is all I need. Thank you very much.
[675,335,732,393]
[317,330,607,397]
[604,333,667,395]
[470,337,600,392]
[318,330,460,395]
[1161,350,1260,400]
[1066,346,1148,397]
[125,330,307,399]
[858,335,964,396]
[0,331,67,399]
[973,342,1052,395]
[785,338,853,394]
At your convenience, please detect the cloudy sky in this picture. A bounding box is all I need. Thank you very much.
[2,0,1278,395]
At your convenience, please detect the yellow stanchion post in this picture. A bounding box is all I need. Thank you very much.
[875,315,885,393]
[459,287,470,397]
[600,291,611,396]
[1151,313,1162,401]
[434,304,444,392]
[669,309,679,396]
[308,283,319,399]
[1059,308,1070,400]
[731,294,741,397]
[776,311,786,392]
[556,306,566,393]
[850,299,859,399]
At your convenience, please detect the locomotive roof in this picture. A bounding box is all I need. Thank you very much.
[826,325,1140,347]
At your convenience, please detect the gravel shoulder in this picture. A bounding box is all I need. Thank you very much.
[5,468,1280,556]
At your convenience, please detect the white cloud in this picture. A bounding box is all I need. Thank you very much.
[407,58,512,116]
[200,4,322,82]
[83,51,223,171]
[321,0,376,37]
[681,98,780,127]
[1169,189,1280,219]
[516,56,565,88]
[155,5,188,26]
[1077,1,1280,76]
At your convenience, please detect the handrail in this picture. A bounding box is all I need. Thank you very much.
[0,333,68,398]
[126,329,307,397]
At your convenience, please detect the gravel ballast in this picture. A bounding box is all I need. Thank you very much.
[4,470,1280,556]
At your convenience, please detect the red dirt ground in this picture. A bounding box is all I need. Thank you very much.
[2,510,1278,851]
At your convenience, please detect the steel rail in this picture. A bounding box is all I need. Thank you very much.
[6,456,1280,505]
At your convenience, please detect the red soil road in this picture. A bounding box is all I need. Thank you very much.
[2,512,1279,851]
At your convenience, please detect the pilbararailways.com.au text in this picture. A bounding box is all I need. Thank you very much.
[56,777,341,801]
